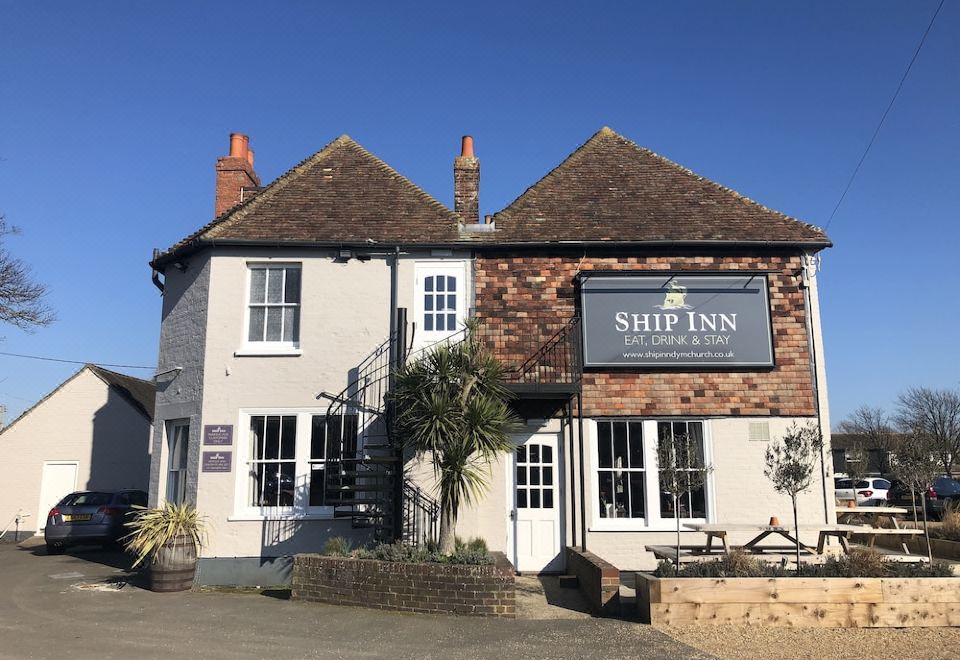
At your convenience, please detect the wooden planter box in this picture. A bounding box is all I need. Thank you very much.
[636,572,960,627]
[869,535,960,561]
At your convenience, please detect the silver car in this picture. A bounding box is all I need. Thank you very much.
[43,490,147,554]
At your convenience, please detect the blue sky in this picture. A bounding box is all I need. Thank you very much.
[1,1,957,426]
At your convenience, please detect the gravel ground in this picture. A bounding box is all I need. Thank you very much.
[664,624,960,660]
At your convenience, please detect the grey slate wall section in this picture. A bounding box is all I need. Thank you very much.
[149,255,211,507]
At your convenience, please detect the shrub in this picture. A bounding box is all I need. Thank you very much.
[654,550,788,578]
[322,537,494,565]
[123,503,205,568]
[837,548,888,578]
[654,548,953,579]
[937,502,960,542]
[321,537,352,557]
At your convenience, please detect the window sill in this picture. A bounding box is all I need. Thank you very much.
[589,520,708,533]
[234,347,302,358]
[227,513,335,522]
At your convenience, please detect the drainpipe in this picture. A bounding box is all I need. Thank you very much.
[389,246,399,373]
[151,249,164,292]
[389,246,401,541]
[801,253,830,524]
[567,401,577,549]
[577,392,587,551]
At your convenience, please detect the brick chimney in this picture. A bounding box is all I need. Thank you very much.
[454,136,480,224]
[215,133,261,218]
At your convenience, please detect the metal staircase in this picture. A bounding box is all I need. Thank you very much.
[317,309,441,545]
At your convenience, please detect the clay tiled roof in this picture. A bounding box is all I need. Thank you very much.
[88,365,155,420]
[157,135,460,261]
[488,127,830,246]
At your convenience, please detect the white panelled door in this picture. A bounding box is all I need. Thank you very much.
[510,433,563,573]
[36,462,78,532]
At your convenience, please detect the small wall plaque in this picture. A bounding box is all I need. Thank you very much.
[203,424,233,446]
[202,451,232,473]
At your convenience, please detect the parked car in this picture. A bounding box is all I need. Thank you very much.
[834,477,891,506]
[887,477,960,520]
[44,490,147,553]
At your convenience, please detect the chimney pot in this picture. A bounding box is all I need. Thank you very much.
[460,135,475,159]
[229,133,248,159]
[246,148,254,168]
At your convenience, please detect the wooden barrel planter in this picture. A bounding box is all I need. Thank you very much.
[149,533,198,592]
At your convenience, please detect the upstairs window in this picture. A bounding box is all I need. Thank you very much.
[415,262,467,345]
[423,274,458,333]
[247,265,301,345]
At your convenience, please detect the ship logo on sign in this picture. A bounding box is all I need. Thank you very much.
[654,281,692,310]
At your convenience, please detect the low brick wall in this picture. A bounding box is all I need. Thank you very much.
[565,546,620,616]
[291,552,516,617]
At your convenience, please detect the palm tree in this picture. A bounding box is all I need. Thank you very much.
[392,320,520,554]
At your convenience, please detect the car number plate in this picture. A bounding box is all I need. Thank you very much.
[62,514,92,522]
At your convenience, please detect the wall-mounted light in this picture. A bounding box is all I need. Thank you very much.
[153,366,183,383]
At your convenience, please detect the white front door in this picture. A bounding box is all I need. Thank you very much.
[509,433,563,573]
[36,462,78,532]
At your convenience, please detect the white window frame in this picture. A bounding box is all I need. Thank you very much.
[589,418,715,531]
[414,261,469,347]
[241,262,302,354]
[165,420,190,505]
[233,409,359,520]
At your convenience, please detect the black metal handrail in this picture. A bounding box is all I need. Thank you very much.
[474,315,582,391]
[401,479,439,547]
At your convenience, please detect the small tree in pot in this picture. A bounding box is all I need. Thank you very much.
[763,422,823,572]
[124,503,205,592]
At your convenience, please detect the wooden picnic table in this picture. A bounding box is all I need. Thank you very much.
[835,505,907,526]
[682,522,874,557]
[835,505,921,554]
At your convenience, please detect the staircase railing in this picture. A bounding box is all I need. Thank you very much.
[401,479,439,547]
[474,315,582,391]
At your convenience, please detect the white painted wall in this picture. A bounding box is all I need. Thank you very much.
[177,248,473,558]
[407,414,833,572]
[0,368,152,535]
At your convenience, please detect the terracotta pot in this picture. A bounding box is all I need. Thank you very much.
[847,499,857,509]
[769,516,780,527]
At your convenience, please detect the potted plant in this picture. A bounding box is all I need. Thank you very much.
[123,502,205,592]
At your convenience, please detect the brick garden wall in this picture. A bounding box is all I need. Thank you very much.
[565,547,620,616]
[291,552,516,617]
[474,251,815,417]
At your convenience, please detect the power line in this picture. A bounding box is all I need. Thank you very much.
[825,0,945,229]
[0,351,154,370]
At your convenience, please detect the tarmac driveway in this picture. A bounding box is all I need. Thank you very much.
[0,542,709,660]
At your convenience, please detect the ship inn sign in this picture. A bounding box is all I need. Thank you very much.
[580,274,775,368]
